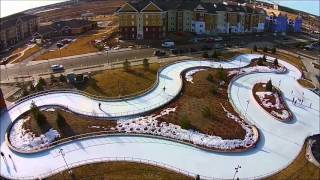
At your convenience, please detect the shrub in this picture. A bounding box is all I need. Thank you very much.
[217,67,226,81]
[50,74,57,83]
[262,55,267,62]
[56,112,66,129]
[180,116,192,129]
[206,74,214,82]
[253,45,258,52]
[30,102,47,129]
[123,59,130,71]
[143,58,149,70]
[271,47,276,54]
[263,47,268,53]
[211,85,219,95]
[202,52,209,58]
[59,74,66,82]
[212,50,219,59]
[257,58,264,66]
[274,58,279,67]
[201,106,212,119]
[29,84,35,92]
[36,82,44,91]
[38,77,46,86]
[22,87,29,96]
[266,80,273,92]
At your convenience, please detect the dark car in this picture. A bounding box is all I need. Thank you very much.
[201,45,212,51]
[154,50,166,56]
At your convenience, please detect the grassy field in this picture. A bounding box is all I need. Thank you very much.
[12,45,40,63]
[34,26,117,61]
[22,109,116,138]
[298,79,316,89]
[81,63,160,97]
[48,161,192,180]
[259,50,307,72]
[156,68,246,139]
[266,143,320,180]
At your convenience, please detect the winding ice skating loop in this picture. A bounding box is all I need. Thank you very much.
[0,54,319,179]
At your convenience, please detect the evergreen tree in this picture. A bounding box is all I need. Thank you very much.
[56,111,66,129]
[202,52,209,58]
[143,58,149,70]
[217,67,226,81]
[29,83,35,92]
[266,80,273,92]
[59,74,66,82]
[274,58,279,67]
[263,47,268,53]
[212,50,219,58]
[30,102,47,130]
[123,59,131,71]
[253,45,258,52]
[262,55,267,62]
[180,116,192,129]
[271,47,277,54]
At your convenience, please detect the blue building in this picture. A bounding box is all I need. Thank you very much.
[265,11,302,33]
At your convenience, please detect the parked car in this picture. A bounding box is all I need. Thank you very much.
[51,64,64,72]
[161,41,175,48]
[201,45,212,51]
[214,36,223,42]
[190,48,197,53]
[154,50,166,56]
[170,49,178,54]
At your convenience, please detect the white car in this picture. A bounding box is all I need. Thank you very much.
[51,64,64,72]
[113,46,120,50]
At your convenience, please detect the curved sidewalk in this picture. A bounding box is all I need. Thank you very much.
[0,54,319,179]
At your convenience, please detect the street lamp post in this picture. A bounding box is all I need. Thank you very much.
[59,148,72,175]
[233,165,241,180]
[245,100,250,117]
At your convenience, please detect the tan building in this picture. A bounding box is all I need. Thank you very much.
[117,0,266,39]
[0,13,38,51]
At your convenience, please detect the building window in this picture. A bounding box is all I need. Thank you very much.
[132,21,134,26]
[131,15,134,19]
[146,15,148,18]
[146,21,148,25]
[146,28,148,32]
[132,28,134,32]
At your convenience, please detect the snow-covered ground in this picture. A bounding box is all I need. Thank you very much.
[114,107,257,150]
[255,91,290,120]
[228,59,286,77]
[0,54,319,179]
[9,116,60,151]
[185,68,206,83]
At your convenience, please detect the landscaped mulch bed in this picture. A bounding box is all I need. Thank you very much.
[253,83,293,122]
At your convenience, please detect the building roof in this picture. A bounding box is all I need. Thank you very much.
[0,13,37,30]
[51,19,96,30]
[121,0,264,15]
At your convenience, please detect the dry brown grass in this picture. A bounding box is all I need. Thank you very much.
[155,69,246,139]
[260,50,307,72]
[22,109,116,138]
[12,45,40,63]
[34,27,116,61]
[266,143,320,180]
[48,161,192,180]
[81,64,160,97]
[298,79,316,89]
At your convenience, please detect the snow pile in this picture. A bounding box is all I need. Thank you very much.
[114,107,258,150]
[9,117,60,151]
[255,91,290,120]
[40,107,56,112]
[228,65,286,77]
[185,68,206,83]
[255,92,282,109]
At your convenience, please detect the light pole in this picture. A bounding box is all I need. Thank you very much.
[245,100,250,117]
[59,148,72,175]
[233,165,241,180]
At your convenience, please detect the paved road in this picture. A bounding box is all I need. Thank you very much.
[0,48,154,81]
[0,54,319,179]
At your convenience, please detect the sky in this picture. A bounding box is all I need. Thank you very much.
[0,0,319,18]
[0,0,66,18]
[260,0,319,16]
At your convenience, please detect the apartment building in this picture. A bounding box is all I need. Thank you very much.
[0,13,38,51]
[264,9,303,33]
[117,0,266,40]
